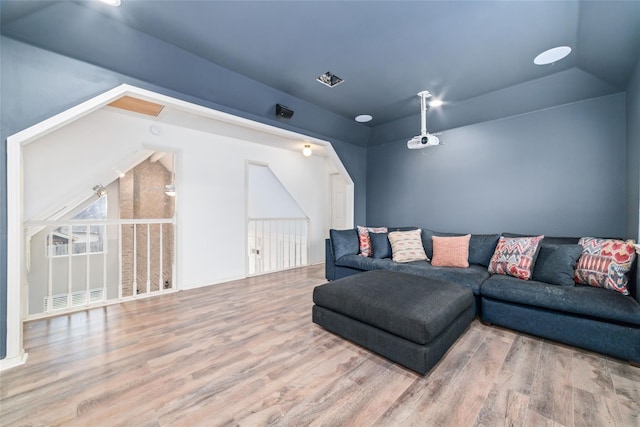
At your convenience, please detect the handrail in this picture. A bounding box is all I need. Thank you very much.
[26,218,175,226]
[247,218,309,276]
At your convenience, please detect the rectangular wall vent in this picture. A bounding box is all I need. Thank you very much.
[44,288,104,311]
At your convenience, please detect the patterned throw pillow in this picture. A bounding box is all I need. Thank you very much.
[431,234,471,268]
[574,237,636,295]
[388,229,429,263]
[488,235,544,280]
[356,226,388,257]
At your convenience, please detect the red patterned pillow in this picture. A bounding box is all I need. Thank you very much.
[488,235,544,280]
[357,226,388,257]
[574,237,636,295]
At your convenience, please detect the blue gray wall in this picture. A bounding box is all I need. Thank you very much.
[0,36,369,359]
[627,58,640,241]
[627,58,640,291]
[366,94,628,238]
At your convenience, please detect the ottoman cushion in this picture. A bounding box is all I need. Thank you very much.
[313,270,474,345]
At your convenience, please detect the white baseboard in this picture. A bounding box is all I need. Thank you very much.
[0,352,28,372]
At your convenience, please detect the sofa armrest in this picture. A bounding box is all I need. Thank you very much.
[325,239,337,281]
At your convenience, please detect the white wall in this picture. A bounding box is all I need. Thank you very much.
[247,164,306,219]
[23,108,334,290]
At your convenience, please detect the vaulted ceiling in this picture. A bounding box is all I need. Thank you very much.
[2,1,639,137]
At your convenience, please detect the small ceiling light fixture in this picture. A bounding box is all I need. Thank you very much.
[302,144,313,157]
[93,184,107,198]
[428,99,444,108]
[98,0,121,6]
[355,114,373,123]
[534,46,571,65]
[317,71,344,88]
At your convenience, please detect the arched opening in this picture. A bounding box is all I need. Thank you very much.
[3,84,354,370]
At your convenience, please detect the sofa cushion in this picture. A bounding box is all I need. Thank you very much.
[422,229,499,267]
[357,226,387,257]
[575,237,636,295]
[431,235,470,268]
[388,261,489,295]
[481,274,640,327]
[468,234,502,267]
[532,244,583,286]
[388,229,429,263]
[335,254,396,271]
[370,232,392,259]
[330,229,360,260]
[488,235,544,280]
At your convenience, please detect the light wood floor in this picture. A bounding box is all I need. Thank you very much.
[1,264,639,426]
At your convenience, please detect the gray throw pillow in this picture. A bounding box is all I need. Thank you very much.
[468,234,501,267]
[370,232,392,259]
[330,229,359,260]
[532,244,583,286]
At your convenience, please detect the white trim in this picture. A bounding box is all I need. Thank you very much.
[4,83,354,369]
[325,149,354,228]
[0,353,28,371]
[6,134,25,368]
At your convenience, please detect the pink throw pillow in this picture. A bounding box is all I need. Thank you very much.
[357,226,388,257]
[431,235,471,268]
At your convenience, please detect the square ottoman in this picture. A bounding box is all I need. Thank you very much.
[312,270,474,374]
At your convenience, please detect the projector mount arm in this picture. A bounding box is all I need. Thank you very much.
[418,90,432,136]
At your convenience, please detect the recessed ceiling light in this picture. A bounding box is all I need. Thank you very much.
[534,46,571,65]
[355,114,372,123]
[99,0,121,6]
[317,71,344,88]
[428,99,443,108]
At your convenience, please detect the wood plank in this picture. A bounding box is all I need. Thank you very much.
[410,328,513,426]
[524,410,567,427]
[607,357,640,427]
[571,348,616,396]
[529,342,574,426]
[573,387,622,427]
[108,96,164,116]
[373,321,491,426]
[475,334,543,426]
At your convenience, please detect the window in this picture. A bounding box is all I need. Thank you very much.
[47,196,107,257]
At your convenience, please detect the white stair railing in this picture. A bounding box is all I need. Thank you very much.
[247,218,309,275]
[25,218,175,319]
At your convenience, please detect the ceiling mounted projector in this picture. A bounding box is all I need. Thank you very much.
[407,90,441,150]
[407,133,440,149]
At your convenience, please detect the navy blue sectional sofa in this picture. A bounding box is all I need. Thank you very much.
[325,228,640,364]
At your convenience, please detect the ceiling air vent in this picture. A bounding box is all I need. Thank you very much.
[316,71,344,88]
